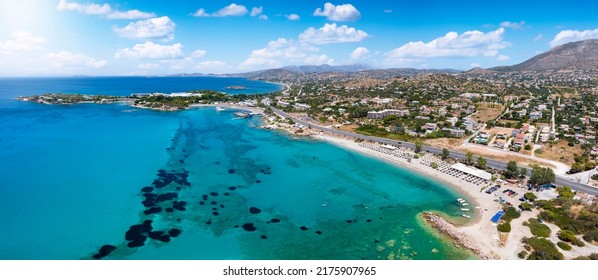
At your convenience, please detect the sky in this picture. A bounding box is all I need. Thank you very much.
[1,0,598,76]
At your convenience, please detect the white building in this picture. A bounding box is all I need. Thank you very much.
[367,109,410,119]
[530,111,543,120]
[293,103,311,110]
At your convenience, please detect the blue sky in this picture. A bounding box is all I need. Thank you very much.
[1,0,598,76]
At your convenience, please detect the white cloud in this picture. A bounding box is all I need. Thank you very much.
[350,47,370,60]
[112,16,176,41]
[115,42,184,59]
[137,63,161,70]
[57,0,154,19]
[470,63,480,68]
[286,14,300,20]
[534,34,543,42]
[196,60,227,70]
[386,28,509,59]
[191,50,207,58]
[313,2,361,21]
[259,15,268,20]
[250,7,263,17]
[299,23,368,44]
[240,38,333,69]
[193,3,248,17]
[384,9,392,13]
[550,28,598,47]
[500,21,527,30]
[496,54,510,61]
[44,51,106,69]
[192,9,209,17]
[0,31,46,52]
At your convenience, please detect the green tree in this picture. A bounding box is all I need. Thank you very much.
[414,140,423,153]
[466,151,474,165]
[441,148,450,160]
[556,186,575,200]
[498,222,511,232]
[431,162,439,169]
[505,160,519,179]
[524,192,537,202]
[519,167,528,178]
[477,156,487,169]
[529,166,555,186]
[524,144,532,150]
[519,202,534,211]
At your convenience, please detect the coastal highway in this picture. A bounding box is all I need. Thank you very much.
[269,106,598,196]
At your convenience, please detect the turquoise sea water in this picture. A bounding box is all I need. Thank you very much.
[0,77,472,260]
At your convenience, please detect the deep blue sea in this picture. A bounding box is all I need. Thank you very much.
[0,77,472,260]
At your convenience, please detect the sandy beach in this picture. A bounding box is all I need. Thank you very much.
[190,103,264,114]
[309,133,529,259]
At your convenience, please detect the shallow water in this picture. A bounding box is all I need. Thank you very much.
[0,77,473,260]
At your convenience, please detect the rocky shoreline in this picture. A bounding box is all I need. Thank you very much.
[421,212,497,260]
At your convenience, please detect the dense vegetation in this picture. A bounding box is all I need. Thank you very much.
[528,166,556,186]
[497,222,511,233]
[524,218,551,237]
[501,206,521,222]
[522,237,564,260]
[134,90,263,109]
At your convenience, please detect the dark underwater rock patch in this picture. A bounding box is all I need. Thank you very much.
[165,208,174,213]
[141,186,154,193]
[260,235,267,240]
[228,169,235,174]
[212,211,219,216]
[172,201,187,211]
[210,192,218,196]
[125,221,152,247]
[255,180,261,183]
[211,201,217,205]
[157,192,178,202]
[242,223,257,232]
[270,218,280,223]
[228,186,237,191]
[202,194,208,200]
[92,244,117,259]
[300,226,308,231]
[366,219,372,223]
[148,231,165,240]
[143,206,162,215]
[169,228,181,237]
[315,231,322,235]
[199,201,205,205]
[249,207,261,214]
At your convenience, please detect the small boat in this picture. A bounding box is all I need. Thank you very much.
[215,107,225,111]
[457,198,465,203]
[461,208,470,212]
[233,111,250,118]
[460,203,469,206]
[322,202,327,207]
[461,214,471,218]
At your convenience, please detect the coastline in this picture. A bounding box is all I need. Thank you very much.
[307,133,514,259]
[189,103,264,114]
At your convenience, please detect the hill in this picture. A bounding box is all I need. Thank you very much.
[491,39,598,72]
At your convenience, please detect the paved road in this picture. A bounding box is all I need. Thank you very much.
[270,106,598,196]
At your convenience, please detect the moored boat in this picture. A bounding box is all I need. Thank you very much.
[233,111,250,118]
[461,208,470,212]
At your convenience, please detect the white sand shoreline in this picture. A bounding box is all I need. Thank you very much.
[309,133,516,259]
